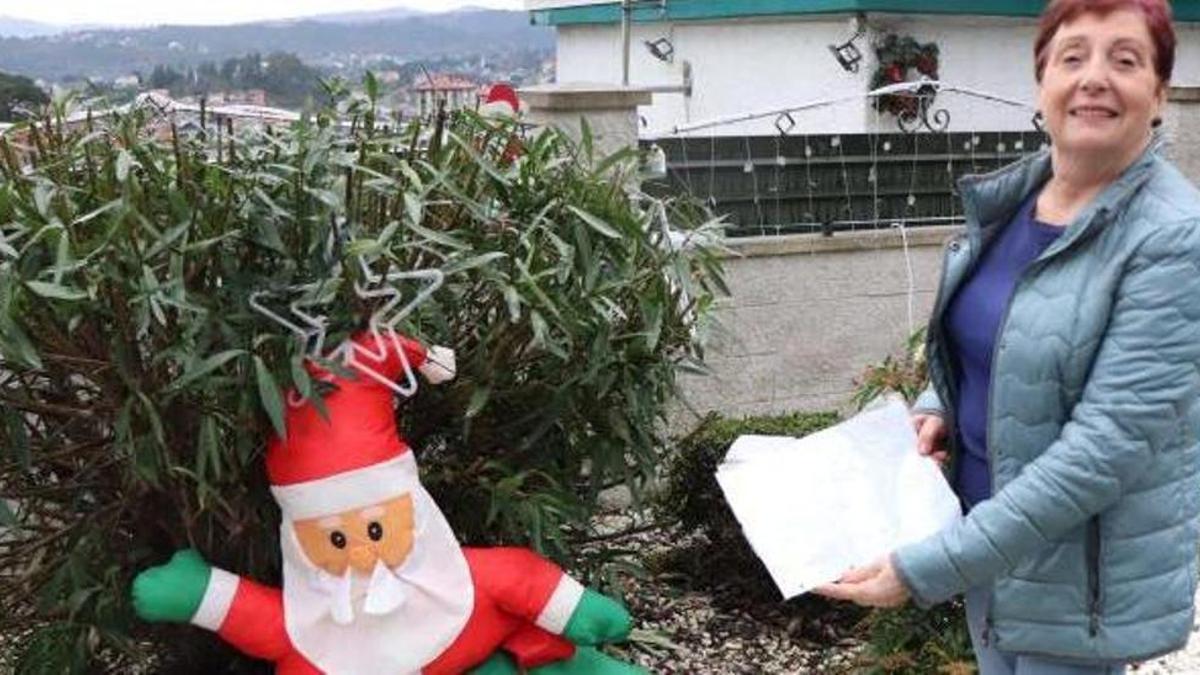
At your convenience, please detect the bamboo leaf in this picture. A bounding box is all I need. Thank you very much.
[290,355,329,421]
[115,150,136,182]
[2,406,30,472]
[568,205,621,240]
[0,312,42,369]
[170,349,245,392]
[255,356,288,440]
[25,280,88,301]
[443,251,507,276]
[466,385,491,418]
[196,415,220,483]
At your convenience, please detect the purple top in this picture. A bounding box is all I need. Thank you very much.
[945,192,1063,509]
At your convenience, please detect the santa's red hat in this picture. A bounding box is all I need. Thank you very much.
[267,332,430,521]
[481,83,520,117]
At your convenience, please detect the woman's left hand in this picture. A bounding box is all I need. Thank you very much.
[813,555,911,608]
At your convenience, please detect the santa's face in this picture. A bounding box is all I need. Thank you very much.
[292,494,414,575]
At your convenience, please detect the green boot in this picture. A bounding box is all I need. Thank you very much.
[529,646,647,675]
[562,589,633,646]
[131,548,213,623]
[468,651,520,675]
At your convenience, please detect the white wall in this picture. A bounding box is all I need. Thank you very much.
[1174,23,1200,85]
[554,13,1200,138]
[558,15,872,137]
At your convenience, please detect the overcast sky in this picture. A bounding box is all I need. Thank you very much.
[3,1,526,27]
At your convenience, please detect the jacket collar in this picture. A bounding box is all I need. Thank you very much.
[959,137,1162,252]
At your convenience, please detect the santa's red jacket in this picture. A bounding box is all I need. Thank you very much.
[205,547,576,674]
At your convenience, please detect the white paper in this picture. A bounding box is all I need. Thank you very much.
[715,399,962,599]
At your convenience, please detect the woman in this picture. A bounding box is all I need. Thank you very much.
[816,1,1200,673]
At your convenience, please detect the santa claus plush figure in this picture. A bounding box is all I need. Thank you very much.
[132,332,643,674]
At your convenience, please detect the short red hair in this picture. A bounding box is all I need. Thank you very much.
[1034,0,1176,83]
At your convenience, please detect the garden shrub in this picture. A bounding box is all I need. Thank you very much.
[659,409,839,599]
[0,80,725,672]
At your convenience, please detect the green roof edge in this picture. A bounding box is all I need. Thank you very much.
[531,0,1200,26]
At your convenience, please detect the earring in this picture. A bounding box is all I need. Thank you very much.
[1152,117,1163,128]
[1032,111,1045,132]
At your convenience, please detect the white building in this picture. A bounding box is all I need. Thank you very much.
[527,0,1200,137]
[413,74,481,119]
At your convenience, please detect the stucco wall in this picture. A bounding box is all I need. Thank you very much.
[554,14,1200,137]
[674,227,951,425]
[1165,87,1200,188]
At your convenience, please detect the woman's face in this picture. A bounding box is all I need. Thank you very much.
[1037,9,1166,161]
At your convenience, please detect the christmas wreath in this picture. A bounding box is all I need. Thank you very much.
[870,33,940,119]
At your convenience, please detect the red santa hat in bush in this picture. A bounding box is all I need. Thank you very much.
[267,332,474,673]
[480,83,521,118]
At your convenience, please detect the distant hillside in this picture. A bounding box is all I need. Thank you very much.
[299,6,427,23]
[0,16,62,38]
[0,10,552,82]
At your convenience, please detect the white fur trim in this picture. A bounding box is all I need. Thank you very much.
[535,574,585,635]
[191,567,239,631]
[271,454,420,520]
[418,346,456,384]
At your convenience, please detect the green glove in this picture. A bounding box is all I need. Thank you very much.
[529,646,647,675]
[469,652,520,675]
[562,589,633,646]
[131,548,213,623]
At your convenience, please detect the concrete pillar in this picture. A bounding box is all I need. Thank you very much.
[1163,86,1200,186]
[517,83,652,159]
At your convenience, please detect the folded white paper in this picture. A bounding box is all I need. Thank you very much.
[715,399,961,599]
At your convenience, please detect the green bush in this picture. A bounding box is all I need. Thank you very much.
[660,409,839,599]
[661,406,974,673]
[856,602,974,675]
[852,331,974,674]
[851,326,928,410]
[0,81,725,672]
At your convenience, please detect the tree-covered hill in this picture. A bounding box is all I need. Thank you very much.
[0,9,552,82]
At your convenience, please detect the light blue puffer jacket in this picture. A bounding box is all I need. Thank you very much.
[894,142,1200,663]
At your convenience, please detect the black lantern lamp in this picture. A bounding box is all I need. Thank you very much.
[645,37,675,63]
[828,13,867,72]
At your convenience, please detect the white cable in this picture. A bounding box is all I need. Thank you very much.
[648,80,1035,138]
[893,221,916,337]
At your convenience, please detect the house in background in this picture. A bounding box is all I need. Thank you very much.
[527,0,1200,137]
[413,74,481,118]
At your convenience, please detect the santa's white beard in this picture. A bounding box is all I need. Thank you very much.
[279,486,474,674]
[310,557,409,626]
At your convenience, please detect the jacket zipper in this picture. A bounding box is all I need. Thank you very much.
[978,218,1104,647]
[1086,516,1101,636]
[927,235,967,482]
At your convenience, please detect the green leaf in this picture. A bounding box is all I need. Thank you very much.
[443,252,507,276]
[170,349,245,392]
[0,312,42,369]
[567,205,621,239]
[255,356,288,440]
[71,199,121,227]
[290,355,329,421]
[25,281,88,301]
[196,415,220,483]
[407,220,468,250]
[115,150,136,182]
[503,285,522,322]
[0,499,15,527]
[466,386,491,418]
[2,406,30,472]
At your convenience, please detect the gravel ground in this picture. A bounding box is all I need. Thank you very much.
[591,513,1200,674]
[588,516,871,673]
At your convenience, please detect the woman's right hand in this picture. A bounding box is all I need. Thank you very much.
[912,413,949,465]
